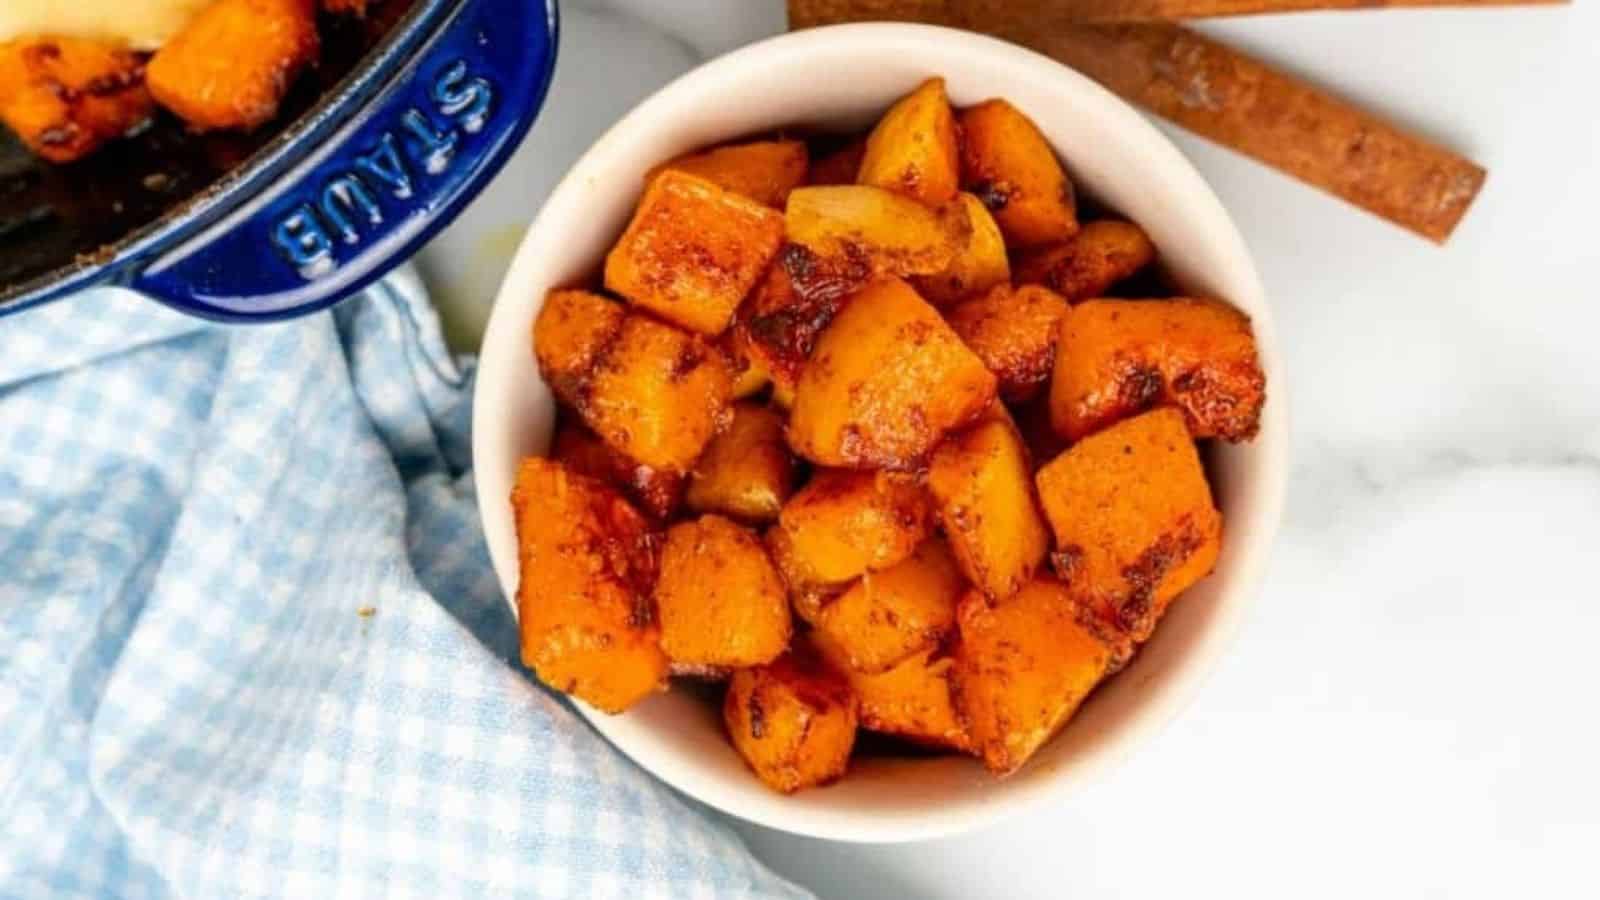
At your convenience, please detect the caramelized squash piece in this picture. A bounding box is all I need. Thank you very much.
[784,185,968,279]
[947,284,1072,403]
[912,193,1010,308]
[655,515,792,668]
[0,37,154,163]
[811,538,964,675]
[551,420,684,521]
[767,469,932,609]
[1050,298,1266,442]
[858,77,960,206]
[952,580,1112,774]
[1034,408,1222,643]
[147,0,319,131]
[789,277,997,469]
[539,303,732,473]
[605,170,784,335]
[649,139,808,209]
[729,246,849,399]
[724,644,857,793]
[512,458,667,713]
[928,419,1050,601]
[1014,220,1156,302]
[805,137,867,186]
[958,99,1077,248]
[838,647,971,752]
[687,402,796,524]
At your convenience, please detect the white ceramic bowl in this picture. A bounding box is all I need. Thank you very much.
[473,23,1289,843]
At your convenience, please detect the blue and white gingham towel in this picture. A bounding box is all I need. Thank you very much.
[0,272,809,900]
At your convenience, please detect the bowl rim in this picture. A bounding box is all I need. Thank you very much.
[473,21,1290,843]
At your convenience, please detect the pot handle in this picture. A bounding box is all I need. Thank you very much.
[129,0,558,322]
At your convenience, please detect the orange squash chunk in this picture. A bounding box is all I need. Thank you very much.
[912,193,1010,308]
[1014,220,1156,302]
[958,98,1078,248]
[947,284,1072,403]
[838,647,971,752]
[810,538,964,674]
[654,515,792,668]
[784,185,967,279]
[551,420,684,521]
[686,403,796,525]
[650,139,808,209]
[767,469,932,611]
[147,0,319,131]
[858,77,960,205]
[788,276,997,470]
[1034,408,1222,643]
[605,170,784,335]
[0,37,153,163]
[1050,298,1265,442]
[951,580,1112,774]
[512,458,667,713]
[724,643,857,793]
[928,418,1050,601]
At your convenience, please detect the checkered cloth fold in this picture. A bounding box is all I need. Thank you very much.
[0,272,808,900]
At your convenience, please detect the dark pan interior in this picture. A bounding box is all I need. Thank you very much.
[0,2,415,295]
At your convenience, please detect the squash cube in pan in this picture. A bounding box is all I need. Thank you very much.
[654,515,791,669]
[947,284,1072,403]
[951,580,1112,774]
[581,314,733,473]
[810,538,964,675]
[928,418,1050,601]
[1034,408,1223,643]
[733,244,857,394]
[551,420,684,521]
[840,647,971,753]
[147,0,319,132]
[1050,298,1266,442]
[686,403,795,525]
[912,193,1011,308]
[649,139,808,209]
[767,469,933,606]
[1014,220,1156,302]
[512,459,667,713]
[724,644,858,793]
[858,77,960,206]
[784,185,967,279]
[0,37,154,163]
[605,170,784,335]
[958,98,1078,248]
[789,277,997,469]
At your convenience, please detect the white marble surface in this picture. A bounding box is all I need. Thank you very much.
[416,2,1600,896]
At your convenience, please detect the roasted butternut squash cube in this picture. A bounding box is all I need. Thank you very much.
[789,277,997,469]
[947,284,1072,403]
[512,458,667,713]
[654,515,791,668]
[811,538,964,675]
[147,0,319,132]
[533,290,626,401]
[768,469,932,608]
[687,402,795,524]
[928,419,1050,601]
[959,99,1077,248]
[605,170,784,335]
[723,329,773,399]
[1034,408,1222,643]
[951,580,1112,774]
[650,139,808,209]
[785,185,967,279]
[581,314,733,473]
[551,420,684,521]
[858,77,960,206]
[0,37,154,163]
[1050,298,1266,442]
[1014,220,1156,302]
[838,647,971,752]
[730,246,851,397]
[724,644,857,793]
[912,193,1010,308]
[805,136,867,186]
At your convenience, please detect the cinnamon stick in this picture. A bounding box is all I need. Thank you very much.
[789,0,1563,29]
[790,2,1488,242]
